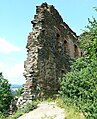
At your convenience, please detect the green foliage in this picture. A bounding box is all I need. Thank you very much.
[23,100,38,113]
[60,13,97,118]
[0,72,13,114]
[60,60,97,118]
[79,17,97,59]
[15,87,24,97]
[12,87,24,97]
[56,98,84,119]
[8,100,38,119]
[7,109,24,119]
[0,112,6,119]
[60,60,97,117]
[65,107,84,119]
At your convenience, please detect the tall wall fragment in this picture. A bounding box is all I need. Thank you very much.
[17,3,81,107]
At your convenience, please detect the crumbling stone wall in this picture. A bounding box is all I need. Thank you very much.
[17,3,81,107]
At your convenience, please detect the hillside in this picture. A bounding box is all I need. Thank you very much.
[11,84,22,89]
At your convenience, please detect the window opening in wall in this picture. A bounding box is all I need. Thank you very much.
[74,44,79,57]
[56,33,60,41]
[81,51,83,56]
[64,40,69,55]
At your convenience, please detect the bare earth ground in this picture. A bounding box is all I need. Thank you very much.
[18,102,65,119]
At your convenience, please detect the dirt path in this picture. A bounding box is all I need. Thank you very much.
[18,102,65,119]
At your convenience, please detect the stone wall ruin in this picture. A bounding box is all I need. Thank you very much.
[17,3,81,107]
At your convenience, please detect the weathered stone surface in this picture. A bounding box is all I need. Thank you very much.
[17,2,81,107]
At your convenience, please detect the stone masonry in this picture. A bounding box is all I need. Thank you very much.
[17,3,81,107]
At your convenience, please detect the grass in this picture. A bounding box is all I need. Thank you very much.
[55,98,85,119]
[65,108,84,119]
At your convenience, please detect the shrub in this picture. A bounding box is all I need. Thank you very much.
[60,58,97,118]
[0,112,6,119]
[60,59,97,118]
[8,100,38,119]
[12,87,24,97]
[8,109,24,119]
[23,100,38,113]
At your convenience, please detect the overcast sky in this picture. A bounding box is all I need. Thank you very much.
[0,0,97,84]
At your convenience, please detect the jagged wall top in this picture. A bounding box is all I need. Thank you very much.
[31,2,78,40]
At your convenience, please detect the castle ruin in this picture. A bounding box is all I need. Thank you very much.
[17,3,81,107]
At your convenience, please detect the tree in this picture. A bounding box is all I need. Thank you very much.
[0,72,13,114]
[79,17,97,59]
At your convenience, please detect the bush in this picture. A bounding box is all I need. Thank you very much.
[60,59,97,118]
[8,100,38,119]
[8,109,24,119]
[23,100,38,113]
[0,112,6,119]
[0,72,13,115]
[12,87,24,97]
